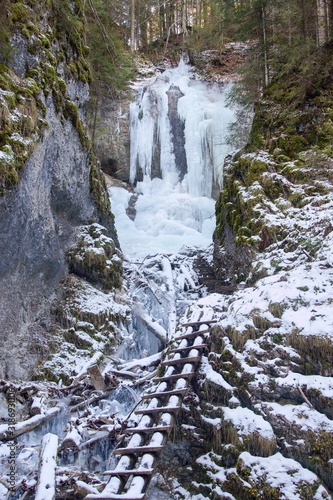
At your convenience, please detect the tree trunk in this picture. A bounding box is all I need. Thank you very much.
[0,407,61,441]
[317,0,328,45]
[196,0,201,28]
[130,0,136,51]
[182,0,188,38]
[261,4,270,88]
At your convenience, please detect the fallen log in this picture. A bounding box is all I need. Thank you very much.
[78,430,110,450]
[69,390,114,413]
[134,369,158,387]
[0,407,61,441]
[117,352,162,372]
[298,385,314,409]
[59,351,104,392]
[35,433,58,500]
[132,303,167,343]
[108,369,137,380]
[74,480,101,497]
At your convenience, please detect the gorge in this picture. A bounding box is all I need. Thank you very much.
[1,1,333,498]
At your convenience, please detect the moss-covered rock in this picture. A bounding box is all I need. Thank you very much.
[67,223,123,291]
[0,0,94,194]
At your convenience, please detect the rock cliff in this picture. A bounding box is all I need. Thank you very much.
[0,1,119,380]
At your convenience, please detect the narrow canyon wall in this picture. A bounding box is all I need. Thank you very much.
[0,8,118,379]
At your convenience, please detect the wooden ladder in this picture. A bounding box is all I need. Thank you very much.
[85,320,216,500]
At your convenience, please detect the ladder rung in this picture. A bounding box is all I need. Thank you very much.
[153,372,194,382]
[169,343,206,354]
[173,329,209,340]
[141,388,188,400]
[114,444,164,455]
[135,406,181,415]
[181,320,217,327]
[85,495,145,500]
[161,356,201,366]
[124,425,172,435]
[102,468,154,476]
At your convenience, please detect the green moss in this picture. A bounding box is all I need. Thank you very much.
[63,328,94,349]
[89,154,112,217]
[0,0,95,194]
[276,134,307,159]
[67,223,122,291]
[9,3,29,24]
[64,101,88,147]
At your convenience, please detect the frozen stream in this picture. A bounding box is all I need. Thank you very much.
[110,59,237,357]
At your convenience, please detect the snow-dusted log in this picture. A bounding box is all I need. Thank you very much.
[132,302,167,342]
[35,433,58,500]
[69,391,112,413]
[0,407,61,441]
[108,369,137,380]
[61,351,104,391]
[74,480,101,497]
[161,256,177,337]
[78,430,109,450]
[117,351,162,372]
[134,369,158,386]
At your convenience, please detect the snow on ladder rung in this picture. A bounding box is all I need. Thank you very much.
[85,494,145,500]
[169,343,206,354]
[173,329,210,340]
[160,356,201,366]
[102,468,154,476]
[123,425,173,435]
[114,444,165,455]
[141,388,188,400]
[181,320,217,327]
[135,406,181,415]
[153,372,194,382]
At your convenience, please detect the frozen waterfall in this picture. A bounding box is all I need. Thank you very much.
[110,59,237,259]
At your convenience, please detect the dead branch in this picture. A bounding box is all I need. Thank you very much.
[134,369,158,387]
[69,390,114,413]
[297,385,314,409]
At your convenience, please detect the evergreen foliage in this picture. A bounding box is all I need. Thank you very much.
[0,1,11,63]
[83,0,134,95]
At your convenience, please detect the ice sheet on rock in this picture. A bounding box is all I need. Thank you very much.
[110,182,215,258]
